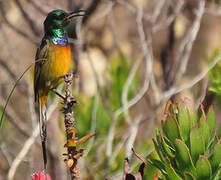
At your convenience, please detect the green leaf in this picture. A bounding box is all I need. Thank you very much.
[148,159,167,177]
[162,115,181,143]
[174,139,196,177]
[178,102,191,143]
[164,156,183,180]
[190,126,205,164]
[209,140,221,173]
[188,103,198,129]
[153,138,166,163]
[207,133,218,154]
[206,106,215,137]
[184,171,196,180]
[161,134,176,159]
[196,155,212,180]
[208,50,221,97]
[156,128,175,159]
[0,107,3,119]
[213,168,221,180]
[198,113,210,146]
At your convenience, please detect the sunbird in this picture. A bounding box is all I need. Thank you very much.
[34,9,84,172]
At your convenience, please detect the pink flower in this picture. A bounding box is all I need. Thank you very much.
[32,171,51,180]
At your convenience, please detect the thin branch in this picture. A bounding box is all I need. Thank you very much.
[162,54,221,101]
[205,5,221,17]
[150,0,165,24]
[84,94,98,155]
[0,2,38,45]
[121,57,142,124]
[27,82,37,129]
[116,0,150,21]
[14,0,40,36]
[150,73,161,105]
[109,134,129,166]
[125,115,142,159]
[0,143,12,166]
[86,48,112,116]
[195,79,208,110]
[90,1,114,23]
[152,0,184,33]
[8,124,39,180]
[106,7,153,158]
[82,0,102,25]
[172,0,205,85]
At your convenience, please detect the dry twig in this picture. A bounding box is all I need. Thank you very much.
[62,73,95,180]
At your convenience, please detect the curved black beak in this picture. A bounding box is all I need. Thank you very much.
[63,10,86,22]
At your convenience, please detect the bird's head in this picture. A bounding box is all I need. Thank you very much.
[44,9,85,37]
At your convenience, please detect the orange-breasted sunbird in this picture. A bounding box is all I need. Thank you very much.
[34,9,84,172]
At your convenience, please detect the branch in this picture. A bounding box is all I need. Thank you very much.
[152,0,184,33]
[8,123,39,180]
[106,7,153,158]
[150,0,165,24]
[171,0,205,85]
[162,54,221,101]
[0,2,38,45]
[125,115,143,159]
[62,73,79,179]
[62,73,95,180]
[82,0,102,25]
[86,48,112,116]
[121,57,142,124]
[14,0,40,36]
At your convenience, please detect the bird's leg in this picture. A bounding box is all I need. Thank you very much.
[39,104,47,180]
[51,89,65,100]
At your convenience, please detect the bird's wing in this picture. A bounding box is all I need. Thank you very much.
[34,38,50,173]
[34,38,49,102]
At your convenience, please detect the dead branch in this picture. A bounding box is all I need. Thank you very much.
[62,73,95,179]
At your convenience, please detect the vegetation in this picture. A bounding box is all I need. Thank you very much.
[149,98,221,180]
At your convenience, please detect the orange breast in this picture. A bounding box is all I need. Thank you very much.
[40,42,71,91]
[38,42,71,107]
[48,42,71,79]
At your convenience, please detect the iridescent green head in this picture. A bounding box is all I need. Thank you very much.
[43,9,85,45]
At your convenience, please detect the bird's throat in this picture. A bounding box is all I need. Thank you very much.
[46,28,68,46]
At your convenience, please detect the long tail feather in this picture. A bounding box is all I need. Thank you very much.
[39,99,47,179]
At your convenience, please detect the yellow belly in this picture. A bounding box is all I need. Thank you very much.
[41,42,71,90]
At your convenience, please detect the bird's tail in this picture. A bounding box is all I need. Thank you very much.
[39,96,47,179]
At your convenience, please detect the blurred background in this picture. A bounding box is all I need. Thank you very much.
[1,0,221,179]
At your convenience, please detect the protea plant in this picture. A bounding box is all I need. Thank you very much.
[149,98,221,180]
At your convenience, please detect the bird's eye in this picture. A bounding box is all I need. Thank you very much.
[58,13,65,20]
